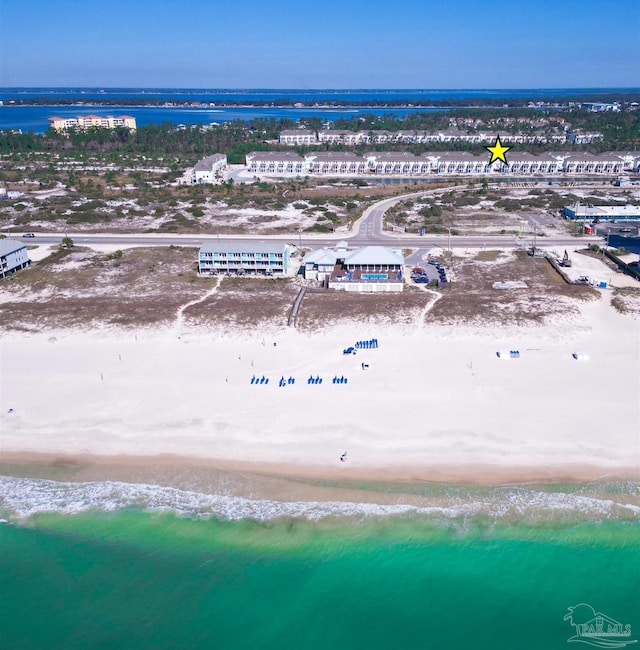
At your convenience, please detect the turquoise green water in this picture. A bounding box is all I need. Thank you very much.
[1,510,639,650]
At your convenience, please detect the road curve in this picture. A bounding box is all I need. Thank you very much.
[16,187,602,251]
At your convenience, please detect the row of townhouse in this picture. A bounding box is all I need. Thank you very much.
[198,241,291,275]
[279,128,570,146]
[246,151,639,176]
[49,115,137,131]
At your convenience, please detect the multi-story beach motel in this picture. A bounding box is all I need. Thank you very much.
[563,204,640,221]
[48,115,137,132]
[191,154,227,184]
[246,151,638,177]
[0,239,31,279]
[302,243,405,292]
[198,241,291,275]
[279,128,576,146]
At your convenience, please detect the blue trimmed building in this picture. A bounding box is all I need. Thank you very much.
[0,239,30,279]
[198,241,291,275]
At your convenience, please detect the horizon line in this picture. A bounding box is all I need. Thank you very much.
[2,86,639,92]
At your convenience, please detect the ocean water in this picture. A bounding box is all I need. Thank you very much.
[1,476,639,649]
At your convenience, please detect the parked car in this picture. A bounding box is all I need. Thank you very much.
[412,267,426,275]
[428,259,438,266]
[414,276,429,283]
[22,232,35,238]
[619,228,632,233]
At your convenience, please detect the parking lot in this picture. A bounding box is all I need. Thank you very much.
[410,259,448,285]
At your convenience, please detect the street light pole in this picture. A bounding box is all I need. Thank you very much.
[447,228,451,252]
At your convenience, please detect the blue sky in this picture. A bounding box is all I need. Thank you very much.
[1,0,638,88]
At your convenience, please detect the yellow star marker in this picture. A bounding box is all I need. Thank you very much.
[486,135,511,166]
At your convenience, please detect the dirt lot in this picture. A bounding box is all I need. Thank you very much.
[427,250,598,325]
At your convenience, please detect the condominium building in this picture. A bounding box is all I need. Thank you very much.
[198,242,291,275]
[317,130,368,145]
[282,128,567,146]
[306,152,367,175]
[49,115,137,132]
[246,151,306,175]
[191,154,227,183]
[278,129,317,145]
[366,152,431,175]
[561,153,624,174]
[0,239,31,279]
[423,152,489,174]
[244,150,640,178]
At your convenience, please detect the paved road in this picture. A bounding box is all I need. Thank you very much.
[24,230,602,251]
[18,185,604,251]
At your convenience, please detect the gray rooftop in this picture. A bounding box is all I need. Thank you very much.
[193,154,226,172]
[280,129,315,136]
[200,241,288,255]
[306,152,362,161]
[368,152,421,162]
[247,151,304,161]
[0,238,27,256]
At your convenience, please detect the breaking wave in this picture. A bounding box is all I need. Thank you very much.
[1,476,639,523]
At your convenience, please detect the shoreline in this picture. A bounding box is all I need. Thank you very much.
[2,450,639,487]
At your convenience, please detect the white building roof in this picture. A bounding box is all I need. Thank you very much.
[344,246,404,266]
[302,248,339,265]
[566,205,640,218]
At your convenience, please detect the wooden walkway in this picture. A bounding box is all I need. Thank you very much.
[288,287,307,327]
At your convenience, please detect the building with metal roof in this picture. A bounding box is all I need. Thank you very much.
[302,244,404,291]
[563,204,640,221]
[0,239,30,279]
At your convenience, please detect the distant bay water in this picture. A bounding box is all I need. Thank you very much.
[0,104,447,134]
[1,87,638,133]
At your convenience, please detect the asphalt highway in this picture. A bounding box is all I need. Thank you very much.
[18,188,605,251]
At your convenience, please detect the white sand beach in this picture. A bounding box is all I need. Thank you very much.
[1,293,638,483]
